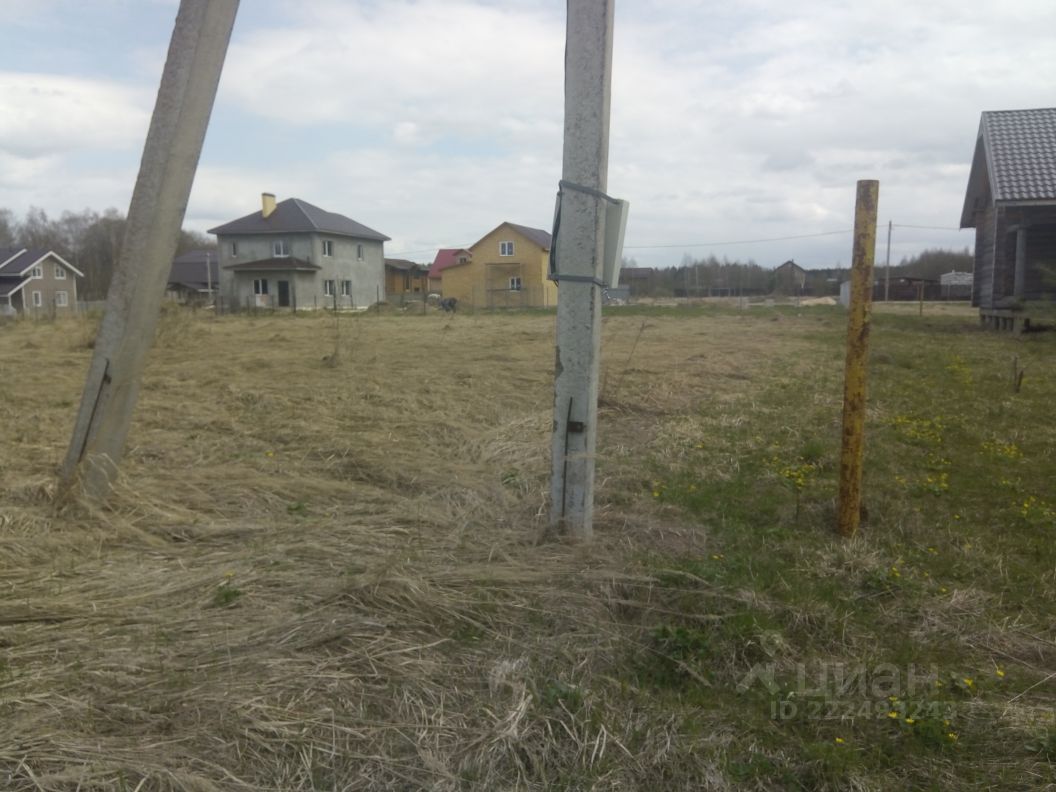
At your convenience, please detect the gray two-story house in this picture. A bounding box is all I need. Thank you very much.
[209,194,390,311]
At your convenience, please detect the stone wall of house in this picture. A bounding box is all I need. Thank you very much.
[216,233,385,310]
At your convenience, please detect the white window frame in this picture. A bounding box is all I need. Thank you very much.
[32,290,42,307]
[356,243,364,261]
[54,264,66,280]
[55,290,69,307]
[31,265,43,279]
[230,241,239,257]
[509,276,522,291]
[323,240,334,257]
[340,280,351,296]
[253,278,269,295]
[323,279,335,297]
[499,241,514,257]
[273,239,290,258]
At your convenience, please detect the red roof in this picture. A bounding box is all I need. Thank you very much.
[428,248,470,279]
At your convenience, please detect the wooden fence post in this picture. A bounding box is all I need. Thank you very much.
[837,180,879,537]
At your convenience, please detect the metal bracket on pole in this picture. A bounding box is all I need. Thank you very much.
[549,179,629,289]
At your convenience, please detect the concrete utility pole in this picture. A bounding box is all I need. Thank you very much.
[61,0,239,498]
[549,0,615,541]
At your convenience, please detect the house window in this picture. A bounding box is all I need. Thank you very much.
[56,291,68,307]
[31,266,43,279]
[458,256,468,264]
[509,276,522,291]
[356,243,364,260]
[273,239,290,257]
[323,279,335,296]
[55,265,66,280]
[500,241,514,256]
[341,280,351,296]
[230,242,239,257]
[323,240,334,257]
[253,279,269,295]
[32,290,42,307]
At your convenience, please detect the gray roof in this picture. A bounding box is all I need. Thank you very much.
[0,247,83,277]
[208,198,390,241]
[961,108,1056,227]
[506,222,552,250]
[384,258,428,273]
[468,222,552,253]
[169,249,219,289]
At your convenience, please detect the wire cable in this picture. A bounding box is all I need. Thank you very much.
[624,229,851,250]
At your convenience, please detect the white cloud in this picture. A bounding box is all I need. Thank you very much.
[4,0,1055,267]
[0,72,149,158]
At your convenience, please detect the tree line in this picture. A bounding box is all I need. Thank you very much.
[622,247,974,298]
[0,207,214,301]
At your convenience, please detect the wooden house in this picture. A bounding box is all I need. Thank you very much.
[167,249,219,303]
[440,222,557,308]
[384,258,429,296]
[960,108,1056,325]
[773,259,807,295]
[427,249,471,293]
[0,248,83,317]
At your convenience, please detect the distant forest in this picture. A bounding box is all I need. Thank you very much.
[623,247,974,297]
[0,207,214,301]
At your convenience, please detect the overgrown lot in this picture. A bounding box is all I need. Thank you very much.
[1,303,1054,790]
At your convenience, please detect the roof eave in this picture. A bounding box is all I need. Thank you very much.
[16,250,83,278]
[960,130,991,229]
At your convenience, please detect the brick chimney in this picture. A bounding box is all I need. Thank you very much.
[261,192,276,218]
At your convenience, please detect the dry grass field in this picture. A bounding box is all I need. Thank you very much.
[1,304,1055,790]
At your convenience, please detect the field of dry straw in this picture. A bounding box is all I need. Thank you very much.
[1,303,1053,790]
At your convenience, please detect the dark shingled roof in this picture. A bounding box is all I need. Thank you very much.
[223,257,320,272]
[961,108,1056,227]
[0,247,51,275]
[506,222,552,250]
[384,258,428,274]
[467,222,552,255]
[208,198,390,241]
[169,249,220,289]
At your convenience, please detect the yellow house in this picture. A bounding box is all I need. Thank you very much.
[440,222,558,308]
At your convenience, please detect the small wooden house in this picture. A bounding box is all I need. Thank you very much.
[384,258,429,295]
[427,249,471,293]
[773,259,807,295]
[960,108,1056,321]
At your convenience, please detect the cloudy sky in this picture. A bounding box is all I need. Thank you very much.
[2,0,1053,269]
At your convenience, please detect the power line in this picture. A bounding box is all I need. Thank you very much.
[623,229,851,250]
[390,223,968,258]
[892,223,965,232]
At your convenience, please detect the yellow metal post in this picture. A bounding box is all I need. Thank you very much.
[837,180,879,537]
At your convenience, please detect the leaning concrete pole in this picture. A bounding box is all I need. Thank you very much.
[549,0,615,541]
[61,0,240,498]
